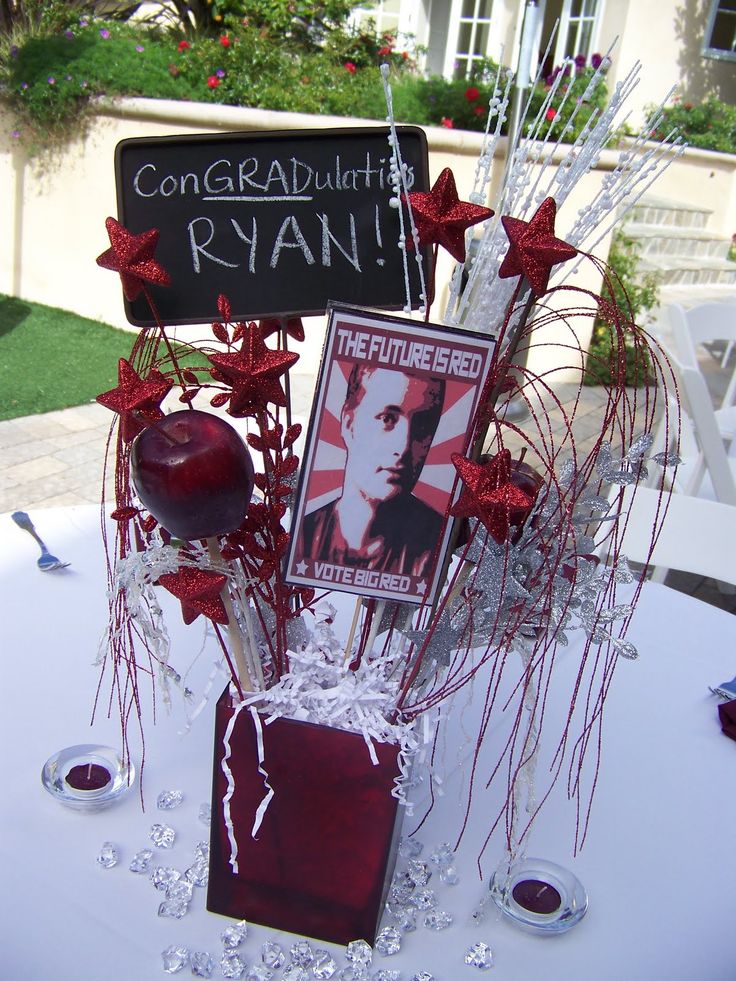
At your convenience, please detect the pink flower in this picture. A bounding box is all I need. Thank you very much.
[47,76,56,85]
[99,28,110,40]
[136,44,145,53]
[220,35,231,48]
[344,61,357,74]
[440,117,454,128]
[465,86,480,102]
[178,40,190,52]
[207,75,221,89]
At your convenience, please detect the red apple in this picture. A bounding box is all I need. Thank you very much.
[131,410,254,540]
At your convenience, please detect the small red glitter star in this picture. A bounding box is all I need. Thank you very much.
[97,359,173,442]
[451,449,534,545]
[158,567,229,625]
[406,167,493,263]
[498,197,577,296]
[208,323,299,417]
[259,317,305,342]
[96,217,171,301]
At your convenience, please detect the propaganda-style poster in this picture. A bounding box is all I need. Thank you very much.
[284,306,497,604]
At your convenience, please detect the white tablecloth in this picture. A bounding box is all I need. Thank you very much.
[1,506,735,980]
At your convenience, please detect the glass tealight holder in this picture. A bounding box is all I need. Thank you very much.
[489,857,588,935]
[41,744,134,811]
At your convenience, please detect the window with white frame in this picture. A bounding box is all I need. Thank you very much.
[350,0,402,38]
[452,0,494,79]
[553,0,601,65]
[703,0,736,61]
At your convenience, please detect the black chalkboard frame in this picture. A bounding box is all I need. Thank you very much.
[113,126,431,327]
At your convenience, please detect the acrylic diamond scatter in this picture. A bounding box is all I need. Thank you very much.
[167,879,194,902]
[464,943,494,969]
[190,950,215,977]
[261,941,285,969]
[410,888,436,910]
[345,940,373,967]
[198,802,212,826]
[157,898,189,919]
[373,972,401,981]
[424,909,454,930]
[289,940,314,966]
[150,823,176,848]
[399,837,423,859]
[129,848,153,874]
[312,950,338,979]
[439,865,459,885]
[96,842,118,868]
[221,953,246,979]
[221,921,248,949]
[245,966,273,981]
[388,881,415,906]
[405,861,431,887]
[185,861,209,887]
[374,927,401,957]
[389,905,417,932]
[428,843,454,868]
[157,789,184,810]
[410,973,434,981]
[161,945,189,974]
[338,968,369,981]
[151,866,181,891]
[282,966,309,981]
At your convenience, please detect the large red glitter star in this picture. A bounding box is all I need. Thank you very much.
[208,324,299,417]
[498,197,577,297]
[97,359,173,443]
[96,217,171,301]
[406,167,493,263]
[259,317,305,342]
[450,449,535,545]
[158,567,229,625]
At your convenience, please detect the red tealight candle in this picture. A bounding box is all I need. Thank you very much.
[512,878,562,915]
[65,762,112,792]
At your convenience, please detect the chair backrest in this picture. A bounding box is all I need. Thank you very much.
[667,301,736,408]
[612,485,736,586]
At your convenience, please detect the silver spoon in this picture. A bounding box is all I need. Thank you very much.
[11,511,70,572]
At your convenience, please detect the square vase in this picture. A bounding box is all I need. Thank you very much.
[207,687,404,945]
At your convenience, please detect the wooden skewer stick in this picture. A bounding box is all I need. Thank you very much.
[362,599,386,660]
[343,596,363,665]
[206,538,254,692]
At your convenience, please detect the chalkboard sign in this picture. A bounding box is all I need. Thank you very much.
[114,126,430,327]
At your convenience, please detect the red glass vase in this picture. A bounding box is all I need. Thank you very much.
[207,687,404,945]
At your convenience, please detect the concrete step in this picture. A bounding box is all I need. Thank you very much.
[640,254,736,287]
[622,223,733,261]
[626,194,712,231]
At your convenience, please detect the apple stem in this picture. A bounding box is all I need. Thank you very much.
[206,538,255,692]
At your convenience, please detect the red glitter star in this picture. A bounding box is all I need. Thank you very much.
[96,217,171,301]
[498,197,577,297]
[259,317,305,342]
[97,359,173,443]
[158,567,229,625]
[208,324,299,417]
[406,167,493,263]
[450,449,535,545]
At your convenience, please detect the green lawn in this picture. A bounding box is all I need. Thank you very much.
[0,294,135,421]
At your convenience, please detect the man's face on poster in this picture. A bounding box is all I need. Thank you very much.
[340,368,444,505]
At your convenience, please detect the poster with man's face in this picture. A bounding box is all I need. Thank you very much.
[284,306,496,605]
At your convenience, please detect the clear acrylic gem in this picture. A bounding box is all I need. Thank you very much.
[151,866,181,891]
[428,843,454,868]
[374,927,401,957]
[399,837,423,859]
[191,950,215,977]
[424,910,453,930]
[167,879,194,902]
[282,967,308,981]
[157,789,184,810]
[129,848,153,874]
[221,921,248,949]
[96,842,118,868]
[150,823,176,848]
[221,953,246,979]
[157,898,189,919]
[339,968,369,981]
[405,861,431,887]
[261,941,285,969]
[185,861,209,887]
[289,940,314,966]
[388,881,414,906]
[410,888,436,910]
[373,972,401,981]
[312,950,338,979]
[388,905,416,932]
[464,942,494,969]
[199,802,212,826]
[345,940,373,966]
[410,974,434,981]
[439,865,459,885]
[245,966,273,981]
[194,840,209,862]
[161,944,189,974]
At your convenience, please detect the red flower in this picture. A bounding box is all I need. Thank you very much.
[402,51,409,60]
[220,34,231,48]
[440,117,454,128]
[207,75,221,89]
[344,61,357,74]
[465,86,480,101]
[474,105,485,116]
[545,107,557,121]
[177,40,190,52]
[378,45,392,56]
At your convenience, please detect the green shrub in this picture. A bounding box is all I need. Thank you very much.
[652,96,736,154]
[584,231,660,387]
